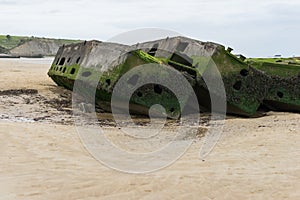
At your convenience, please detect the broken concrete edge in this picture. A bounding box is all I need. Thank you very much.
[133,36,269,117]
[48,37,300,118]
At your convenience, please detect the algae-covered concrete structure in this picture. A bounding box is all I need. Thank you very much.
[48,36,300,118]
[48,39,191,119]
[135,37,270,116]
[247,58,300,112]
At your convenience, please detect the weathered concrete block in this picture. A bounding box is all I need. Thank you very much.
[49,37,300,118]
[248,59,300,111]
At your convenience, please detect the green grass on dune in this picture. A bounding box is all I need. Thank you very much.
[0,35,30,50]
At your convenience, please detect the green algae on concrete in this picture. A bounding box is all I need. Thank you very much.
[48,36,300,118]
[136,36,270,116]
[48,41,195,119]
[246,58,300,111]
[209,46,270,116]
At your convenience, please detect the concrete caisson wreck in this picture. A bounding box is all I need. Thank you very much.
[48,36,300,118]
[247,58,300,111]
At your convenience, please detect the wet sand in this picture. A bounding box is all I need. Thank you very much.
[0,58,299,199]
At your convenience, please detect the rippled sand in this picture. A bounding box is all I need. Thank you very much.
[0,58,299,199]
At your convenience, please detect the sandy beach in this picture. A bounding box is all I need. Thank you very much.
[0,58,299,199]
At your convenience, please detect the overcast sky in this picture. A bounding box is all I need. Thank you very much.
[0,0,300,57]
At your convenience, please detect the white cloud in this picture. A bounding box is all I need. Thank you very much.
[0,0,299,57]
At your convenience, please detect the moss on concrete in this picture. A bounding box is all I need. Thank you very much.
[245,57,300,111]
[48,49,188,119]
[48,38,300,118]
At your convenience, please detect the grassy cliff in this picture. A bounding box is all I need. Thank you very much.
[0,35,81,56]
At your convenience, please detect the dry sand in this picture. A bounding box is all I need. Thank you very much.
[0,58,299,199]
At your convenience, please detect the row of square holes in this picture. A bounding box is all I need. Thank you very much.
[56,56,81,66]
[52,56,81,74]
[53,65,76,74]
